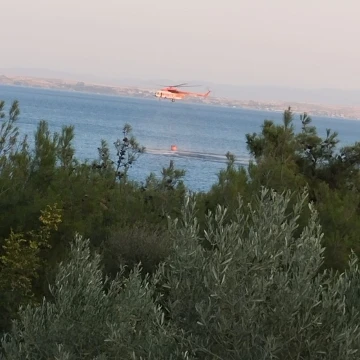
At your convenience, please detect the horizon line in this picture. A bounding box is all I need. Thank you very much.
[1,67,360,92]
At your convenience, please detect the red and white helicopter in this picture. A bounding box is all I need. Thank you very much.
[155,83,211,102]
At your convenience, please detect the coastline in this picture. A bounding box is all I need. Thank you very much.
[1,74,359,120]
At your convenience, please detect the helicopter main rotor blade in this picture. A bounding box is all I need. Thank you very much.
[159,83,202,88]
[175,84,202,88]
[158,83,187,87]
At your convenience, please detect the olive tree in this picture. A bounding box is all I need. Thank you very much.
[2,188,360,360]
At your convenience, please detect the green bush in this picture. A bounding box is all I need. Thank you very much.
[2,189,360,359]
[1,235,182,360]
[164,188,360,359]
[103,222,171,277]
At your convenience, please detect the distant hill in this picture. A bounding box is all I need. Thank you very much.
[195,83,360,107]
[0,68,108,84]
[1,72,360,120]
[1,67,360,107]
[105,79,360,107]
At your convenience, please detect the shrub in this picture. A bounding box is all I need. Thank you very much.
[1,235,181,360]
[2,189,360,359]
[162,188,360,359]
[103,222,171,276]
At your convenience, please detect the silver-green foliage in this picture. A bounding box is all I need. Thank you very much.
[0,235,182,360]
[163,188,360,359]
[2,188,360,359]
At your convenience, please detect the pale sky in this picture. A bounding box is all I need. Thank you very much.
[1,0,360,89]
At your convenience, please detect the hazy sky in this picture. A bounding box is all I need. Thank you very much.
[1,0,360,89]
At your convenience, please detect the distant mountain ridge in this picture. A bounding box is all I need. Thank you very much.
[1,67,360,107]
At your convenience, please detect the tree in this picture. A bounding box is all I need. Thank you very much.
[0,203,62,334]
[1,235,182,360]
[0,100,20,158]
[161,188,360,359]
[244,107,360,270]
[3,189,360,359]
[93,123,145,182]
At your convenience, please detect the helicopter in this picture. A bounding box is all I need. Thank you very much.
[155,83,211,102]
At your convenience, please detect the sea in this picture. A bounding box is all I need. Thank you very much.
[1,84,360,192]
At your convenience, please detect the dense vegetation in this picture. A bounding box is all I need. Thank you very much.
[0,100,360,359]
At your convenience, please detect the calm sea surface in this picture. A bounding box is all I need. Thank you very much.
[1,85,360,192]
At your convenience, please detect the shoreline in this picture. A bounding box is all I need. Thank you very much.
[1,75,360,121]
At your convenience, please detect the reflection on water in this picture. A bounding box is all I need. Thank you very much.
[145,148,250,165]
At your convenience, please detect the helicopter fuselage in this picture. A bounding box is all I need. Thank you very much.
[155,90,183,102]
